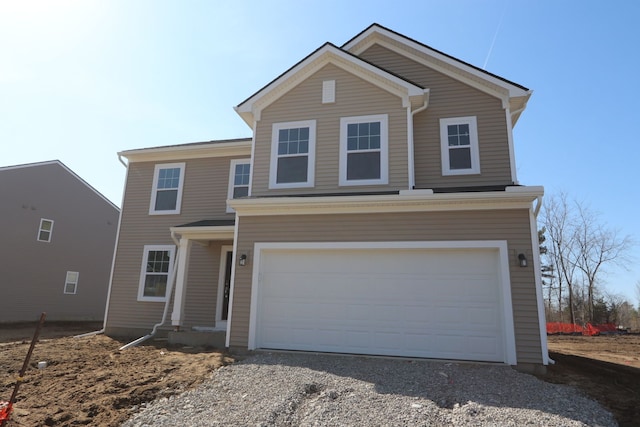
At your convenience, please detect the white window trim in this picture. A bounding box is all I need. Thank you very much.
[227,159,251,213]
[149,163,186,215]
[37,218,54,242]
[137,245,176,302]
[440,116,480,176]
[269,120,316,189]
[339,114,389,186]
[64,271,79,295]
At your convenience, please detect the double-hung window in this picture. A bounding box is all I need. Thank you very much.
[37,218,54,242]
[227,159,251,212]
[138,245,175,302]
[339,114,388,186]
[269,120,316,188]
[149,163,185,214]
[440,116,480,175]
[64,271,79,295]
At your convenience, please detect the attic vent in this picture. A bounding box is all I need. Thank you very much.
[322,80,335,104]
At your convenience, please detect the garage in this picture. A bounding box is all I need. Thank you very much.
[248,242,516,363]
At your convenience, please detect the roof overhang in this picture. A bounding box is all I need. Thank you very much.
[169,225,235,242]
[119,139,252,163]
[229,186,544,217]
[235,43,428,126]
[343,24,532,115]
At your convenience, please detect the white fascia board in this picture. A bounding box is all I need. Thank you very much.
[229,186,545,217]
[344,26,530,102]
[235,44,425,125]
[169,226,236,241]
[120,140,252,163]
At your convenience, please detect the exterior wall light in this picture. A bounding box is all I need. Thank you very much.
[518,253,528,268]
[239,253,247,266]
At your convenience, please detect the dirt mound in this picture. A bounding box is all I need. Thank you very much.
[0,327,232,426]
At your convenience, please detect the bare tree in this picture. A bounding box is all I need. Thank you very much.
[541,193,634,324]
[542,193,579,323]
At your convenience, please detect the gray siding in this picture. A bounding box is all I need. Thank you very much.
[105,155,241,332]
[251,63,409,196]
[231,209,543,365]
[0,162,119,322]
[358,44,513,188]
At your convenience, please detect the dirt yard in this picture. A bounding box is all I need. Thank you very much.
[0,323,638,427]
[545,334,640,427]
[0,322,233,426]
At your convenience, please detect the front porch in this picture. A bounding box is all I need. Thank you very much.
[168,219,237,347]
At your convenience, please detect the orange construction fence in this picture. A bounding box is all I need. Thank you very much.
[546,322,618,336]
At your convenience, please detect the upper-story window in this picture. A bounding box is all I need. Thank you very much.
[138,245,175,302]
[440,116,480,175]
[339,114,388,186]
[227,159,251,212]
[37,218,54,242]
[149,163,185,215]
[269,120,316,189]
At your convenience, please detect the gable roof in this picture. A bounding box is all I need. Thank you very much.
[342,24,532,123]
[0,160,119,210]
[235,42,429,126]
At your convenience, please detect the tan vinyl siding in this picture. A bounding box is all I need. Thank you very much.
[359,44,513,188]
[251,63,408,196]
[105,156,241,331]
[231,209,542,364]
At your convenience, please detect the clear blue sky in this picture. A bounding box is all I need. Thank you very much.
[2,1,638,303]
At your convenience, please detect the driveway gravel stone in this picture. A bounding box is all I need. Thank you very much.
[123,352,616,426]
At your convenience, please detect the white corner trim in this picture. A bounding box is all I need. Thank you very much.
[226,214,241,349]
[529,206,550,365]
[247,240,517,365]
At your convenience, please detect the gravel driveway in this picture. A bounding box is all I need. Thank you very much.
[123,352,616,426]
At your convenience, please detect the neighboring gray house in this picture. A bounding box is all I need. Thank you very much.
[0,160,119,322]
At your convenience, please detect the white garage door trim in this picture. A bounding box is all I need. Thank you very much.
[248,241,517,365]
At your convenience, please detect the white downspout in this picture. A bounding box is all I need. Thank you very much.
[407,89,430,190]
[118,230,181,350]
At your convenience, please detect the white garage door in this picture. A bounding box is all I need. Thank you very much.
[254,245,510,363]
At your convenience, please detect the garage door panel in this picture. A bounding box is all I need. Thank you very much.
[256,247,506,362]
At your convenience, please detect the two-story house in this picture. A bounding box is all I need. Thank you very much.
[104,24,547,372]
[0,160,119,322]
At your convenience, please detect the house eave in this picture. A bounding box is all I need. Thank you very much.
[229,186,544,217]
[169,225,236,241]
[120,139,252,163]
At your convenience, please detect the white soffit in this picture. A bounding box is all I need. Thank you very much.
[230,186,544,216]
[120,139,252,163]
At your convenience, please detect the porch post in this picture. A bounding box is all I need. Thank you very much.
[171,237,192,328]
